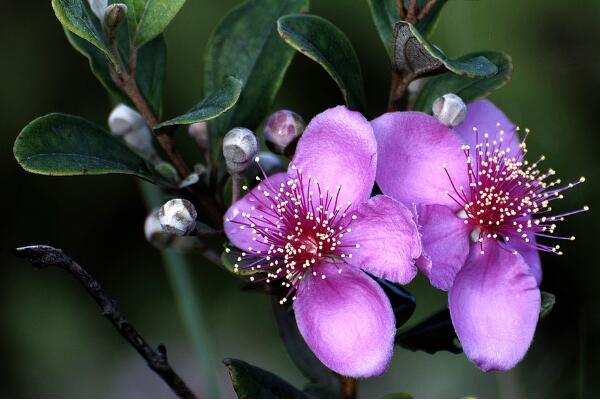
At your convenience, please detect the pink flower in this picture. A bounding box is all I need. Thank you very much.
[372,100,586,371]
[224,106,421,377]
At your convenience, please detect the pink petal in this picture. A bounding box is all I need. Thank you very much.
[288,106,377,211]
[223,172,288,253]
[372,111,467,210]
[415,204,471,290]
[341,195,420,284]
[293,263,395,378]
[449,241,541,371]
[454,100,520,155]
[506,234,542,285]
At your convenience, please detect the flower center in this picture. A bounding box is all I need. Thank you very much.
[226,163,358,303]
[445,125,587,255]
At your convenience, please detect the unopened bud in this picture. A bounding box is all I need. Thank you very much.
[88,0,108,20]
[109,104,144,136]
[144,208,172,248]
[103,3,127,31]
[109,104,158,161]
[223,127,258,174]
[263,110,305,156]
[188,122,208,151]
[432,93,467,128]
[158,199,197,236]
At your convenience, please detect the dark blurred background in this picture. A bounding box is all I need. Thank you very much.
[1,0,599,397]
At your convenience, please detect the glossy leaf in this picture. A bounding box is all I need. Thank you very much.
[14,113,153,180]
[271,298,335,386]
[414,51,513,113]
[277,14,366,111]
[392,21,497,79]
[540,291,556,319]
[52,0,114,62]
[303,383,339,399]
[204,0,310,162]
[156,77,243,128]
[367,0,447,54]
[223,358,309,399]
[395,308,462,354]
[65,29,167,116]
[122,0,186,47]
[371,275,416,328]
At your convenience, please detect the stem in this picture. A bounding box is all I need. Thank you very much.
[231,173,242,204]
[387,71,414,112]
[12,245,196,399]
[416,0,438,20]
[339,376,358,398]
[395,0,406,20]
[140,181,221,398]
[405,0,418,22]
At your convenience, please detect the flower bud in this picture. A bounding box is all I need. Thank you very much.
[109,104,158,161]
[108,104,145,136]
[103,3,127,31]
[88,0,108,20]
[144,208,172,248]
[223,127,258,174]
[432,93,467,128]
[188,122,208,151]
[263,110,305,156]
[158,199,197,236]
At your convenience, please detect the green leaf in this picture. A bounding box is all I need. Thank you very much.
[52,0,114,63]
[277,14,366,112]
[540,291,556,319]
[220,244,261,276]
[271,298,335,386]
[395,308,462,354]
[14,113,154,180]
[367,0,447,54]
[371,276,416,328]
[223,358,309,399]
[122,0,186,47]
[156,77,243,128]
[414,51,513,113]
[65,29,167,116]
[392,21,497,79]
[383,392,414,399]
[204,0,310,162]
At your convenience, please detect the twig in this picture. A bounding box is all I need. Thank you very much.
[405,0,418,23]
[416,0,438,21]
[338,375,358,398]
[395,0,406,20]
[387,71,415,112]
[230,173,242,204]
[12,245,197,399]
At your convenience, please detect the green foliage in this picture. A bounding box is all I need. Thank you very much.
[156,77,243,128]
[223,358,309,399]
[395,308,462,354]
[540,291,556,319]
[52,0,114,63]
[220,245,261,276]
[277,14,366,112]
[393,21,497,79]
[122,0,186,47]
[14,113,154,181]
[414,51,513,113]
[367,0,447,54]
[204,0,310,163]
[64,29,167,116]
